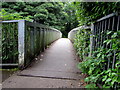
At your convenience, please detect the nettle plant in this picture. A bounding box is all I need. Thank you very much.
[76,30,120,88]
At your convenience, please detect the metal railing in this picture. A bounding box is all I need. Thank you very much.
[68,12,120,88]
[91,12,120,69]
[68,13,120,68]
[91,12,120,89]
[0,20,62,69]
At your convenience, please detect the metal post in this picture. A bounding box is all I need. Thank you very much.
[0,23,1,83]
[0,22,2,65]
[89,23,94,56]
[18,20,25,69]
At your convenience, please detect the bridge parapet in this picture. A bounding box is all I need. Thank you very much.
[68,25,90,42]
[1,20,62,69]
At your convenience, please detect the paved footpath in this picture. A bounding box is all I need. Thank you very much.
[2,38,85,88]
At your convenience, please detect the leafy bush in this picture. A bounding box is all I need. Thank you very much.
[0,9,33,21]
[1,9,32,63]
[73,2,120,25]
[75,30,120,88]
[74,28,91,61]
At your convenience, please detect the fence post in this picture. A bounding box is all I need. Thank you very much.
[0,23,2,65]
[89,23,94,56]
[18,20,25,69]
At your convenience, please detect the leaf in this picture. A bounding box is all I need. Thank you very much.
[97,53,101,58]
[103,85,111,88]
[111,32,117,38]
[106,40,112,45]
[85,77,90,82]
[85,84,97,88]
[105,78,112,84]
[107,31,112,35]
[102,76,107,82]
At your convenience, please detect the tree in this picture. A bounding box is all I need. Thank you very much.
[2,2,79,37]
[73,2,120,25]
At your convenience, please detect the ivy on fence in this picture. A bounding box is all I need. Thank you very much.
[74,29,120,88]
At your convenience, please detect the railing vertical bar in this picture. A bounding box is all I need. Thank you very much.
[100,21,102,47]
[98,22,100,48]
[101,20,103,47]
[40,28,42,52]
[117,15,120,31]
[18,20,25,69]
[112,16,116,69]
[96,23,98,49]
[107,18,111,69]
[103,20,106,48]
[104,19,107,48]
[94,24,97,51]
[42,28,45,51]
[0,21,1,82]
[89,24,94,56]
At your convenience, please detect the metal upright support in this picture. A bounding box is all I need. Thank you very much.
[89,23,94,56]
[0,22,2,82]
[18,20,25,69]
[42,28,45,52]
[0,22,2,65]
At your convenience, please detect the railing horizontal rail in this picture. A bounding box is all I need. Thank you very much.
[96,12,118,22]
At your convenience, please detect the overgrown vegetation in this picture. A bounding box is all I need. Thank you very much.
[73,2,120,25]
[74,28,90,61]
[73,2,120,88]
[2,2,78,37]
[76,31,120,88]
[1,9,23,63]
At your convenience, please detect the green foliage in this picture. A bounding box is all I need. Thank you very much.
[1,9,21,63]
[72,2,120,87]
[74,28,90,60]
[76,30,120,88]
[0,9,23,20]
[85,84,98,88]
[2,2,79,37]
[72,2,120,25]
[63,3,79,37]
[2,22,18,63]
[1,9,35,63]
[0,9,33,21]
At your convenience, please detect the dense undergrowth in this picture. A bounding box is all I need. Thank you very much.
[1,9,32,63]
[74,29,120,88]
[72,2,120,88]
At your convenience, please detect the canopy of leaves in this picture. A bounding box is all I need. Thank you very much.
[2,2,78,37]
[72,2,120,25]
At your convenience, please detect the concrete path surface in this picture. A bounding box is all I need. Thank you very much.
[2,38,85,88]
